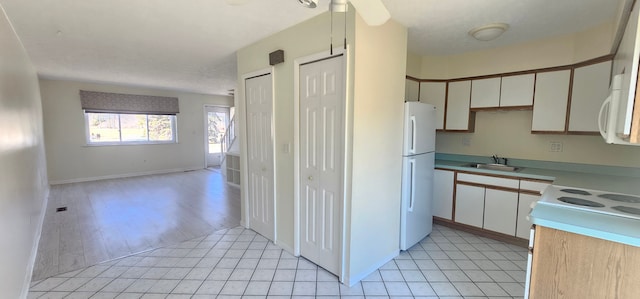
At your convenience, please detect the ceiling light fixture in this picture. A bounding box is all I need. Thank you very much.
[298,0,318,8]
[469,23,509,41]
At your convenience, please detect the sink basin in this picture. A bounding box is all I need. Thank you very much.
[465,163,522,172]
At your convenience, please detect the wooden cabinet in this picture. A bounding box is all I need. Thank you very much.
[531,70,571,132]
[419,82,446,130]
[528,226,640,299]
[446,81,473,131]
[483,188,518,235]
[500,74,535,107]
[454,183,485,227]
[470,77,501,108]
[433,169,454,220]
[568,60,612,132]
[405,78,419,102]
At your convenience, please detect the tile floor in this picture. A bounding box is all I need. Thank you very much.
[28,225,528,298]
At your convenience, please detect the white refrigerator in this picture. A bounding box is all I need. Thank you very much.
[400,102,436,251]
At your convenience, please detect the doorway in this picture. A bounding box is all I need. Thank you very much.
[298,54,345,275]
[205,106,230,167]
[244,73,275,241]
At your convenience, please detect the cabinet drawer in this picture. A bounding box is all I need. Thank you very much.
[457,173,519,189]
[520,180,551,194]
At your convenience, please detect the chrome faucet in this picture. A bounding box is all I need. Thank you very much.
[492,154,508,165]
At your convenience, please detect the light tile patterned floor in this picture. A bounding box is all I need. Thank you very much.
[28,225,528,298]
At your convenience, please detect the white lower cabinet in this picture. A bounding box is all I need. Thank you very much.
[454,184,485,227]
[516,193,540,239]
[483,188,518,235]
[433,169,455,220]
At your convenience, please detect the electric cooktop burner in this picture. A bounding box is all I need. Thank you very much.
[598,193,640,203]
[558,196,605,207]
[540,186,640,221]
[560,189,592,196]
[611,206,640,216]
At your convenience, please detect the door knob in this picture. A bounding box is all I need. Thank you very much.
[308,176,313,181]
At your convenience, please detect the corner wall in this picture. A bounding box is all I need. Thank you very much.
[39,79,233,183]
[0,7,49,298]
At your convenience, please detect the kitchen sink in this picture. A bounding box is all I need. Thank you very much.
[464,163,522,172]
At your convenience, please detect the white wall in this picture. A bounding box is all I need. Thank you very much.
[39,79,233,183]
[411,21,640,167]
[346,14,407,284]
[0,7,49,298]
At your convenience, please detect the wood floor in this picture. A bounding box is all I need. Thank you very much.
[32,168,241,281]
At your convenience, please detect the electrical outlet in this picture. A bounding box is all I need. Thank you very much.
[549,141,563,152]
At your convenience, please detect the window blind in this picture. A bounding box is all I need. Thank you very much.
[80,90,179,115]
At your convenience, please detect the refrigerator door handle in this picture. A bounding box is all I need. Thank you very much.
[410,115,416,154]
[408,159,415,212]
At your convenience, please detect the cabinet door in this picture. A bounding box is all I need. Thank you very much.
[500,74,535,107]
[419,82,446,130]
[405,78,420,102]
[483,188,518,235]
[532,70,571,132]
[568,60,612,132]
[471,77,501,108]
[433,169,454,220]
[517,193,539,239]
[454,183,485,227]
[446,81,472,130]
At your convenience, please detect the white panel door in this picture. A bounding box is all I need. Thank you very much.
[419,82,446,130]
[516,193,539,239]
[483,188,518,236]
[299,56,344,275]
[568,60,612,132]
[531,70,571,132]
[433,169,454,220]
[471,77,501,108]
[446,81,472,130]
[500,74,535,107]
[454,184,484,227]
[245,74,275,241]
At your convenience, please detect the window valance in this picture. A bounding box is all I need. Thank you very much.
[80,90,179,115]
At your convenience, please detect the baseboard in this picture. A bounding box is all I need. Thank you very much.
[344,249,399,287]
[49,167,203,185]
[22,186,50,298]
[275,240,295,256]
[433,217,528,248]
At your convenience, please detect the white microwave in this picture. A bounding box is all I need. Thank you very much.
[599,1,640,146]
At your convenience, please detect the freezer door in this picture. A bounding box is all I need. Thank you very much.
[403,102,436,156]
[400,152,434,250]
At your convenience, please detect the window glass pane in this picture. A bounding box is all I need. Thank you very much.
[120,114,149,142]
[148,115,173,141]
[87,113,120,143]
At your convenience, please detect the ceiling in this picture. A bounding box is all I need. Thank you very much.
[0,0,624,96]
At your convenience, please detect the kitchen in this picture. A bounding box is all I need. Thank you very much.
[2,0,640,298]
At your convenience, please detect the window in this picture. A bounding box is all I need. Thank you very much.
[86,112,177,145]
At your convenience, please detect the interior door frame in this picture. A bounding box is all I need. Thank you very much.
[203,104,230,168]
[239,67,277,242]
[293,46,350,281]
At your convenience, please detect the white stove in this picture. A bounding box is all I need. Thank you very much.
[538,185,640,221]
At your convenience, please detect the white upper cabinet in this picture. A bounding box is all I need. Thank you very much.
[446,80,472,130]
[532,70,571,132]
[500,74,535,107]
[471,77,501,108]
[405,78,420,102]
[568,60,612,132]
[419,82,446,130]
